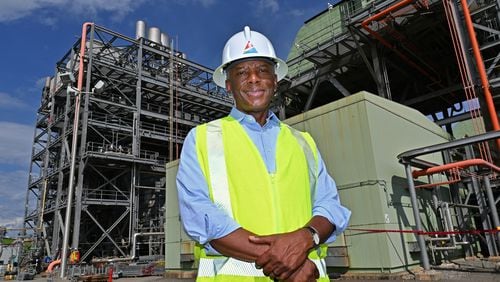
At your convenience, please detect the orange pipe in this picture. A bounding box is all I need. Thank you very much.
[361,0,415,26]
[77,22,93,92]
[460,0,500,147]
[60,22,93,278]
[412,158,500,178]
[47,259,61,272]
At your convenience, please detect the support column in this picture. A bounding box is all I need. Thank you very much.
[404,163,430,270]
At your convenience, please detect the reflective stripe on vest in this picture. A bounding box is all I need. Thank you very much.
[197,257,328,279]
[206,119,234,218]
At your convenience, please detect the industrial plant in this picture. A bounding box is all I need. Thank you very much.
[1,0,499,280]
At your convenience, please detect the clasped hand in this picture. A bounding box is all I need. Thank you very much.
[249,229,319,281]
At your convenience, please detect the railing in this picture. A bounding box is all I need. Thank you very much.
[82,188,130,203]
[86,141,167,164]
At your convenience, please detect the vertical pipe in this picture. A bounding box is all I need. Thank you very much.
[61,22,93,279]
[460,0,500,148]
[404,163,431,270]
[72,23,95,254]
[169,39,174,161]
[483,176,500,254]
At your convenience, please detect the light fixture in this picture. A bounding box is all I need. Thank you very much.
[92,80,106,94]
[59,72,76,85]
[66,80,106,95]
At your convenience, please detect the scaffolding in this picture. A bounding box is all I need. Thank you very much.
[24,23,232,267]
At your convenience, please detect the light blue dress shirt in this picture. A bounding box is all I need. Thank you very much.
[176,108,351,253]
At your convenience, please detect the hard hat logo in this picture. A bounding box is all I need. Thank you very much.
[213,26,288,88]
[243,41,258,54]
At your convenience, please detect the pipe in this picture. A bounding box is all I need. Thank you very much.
[412,158,500,178]
[90,232,164,263]
[131,232,164,260]
[483,176,500,251]
[47,259,61,273]
[397,130,500,161]
[60,22,93,279]
[404,163,431,270]
[460,0,500,149]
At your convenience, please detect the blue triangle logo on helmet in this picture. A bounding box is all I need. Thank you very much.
[243,41,258,54]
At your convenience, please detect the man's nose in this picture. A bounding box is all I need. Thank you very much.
[247,69,260,83]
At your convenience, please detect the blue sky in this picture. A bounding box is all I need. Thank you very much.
[0,1,337,230]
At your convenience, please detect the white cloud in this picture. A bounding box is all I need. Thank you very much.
[0,170,27,200]
[0,122,33,166]
[0,0,146,24]
[0,0,64,22]
[0,170,29,229]
[0,93,30,109]
[257,0,279,14]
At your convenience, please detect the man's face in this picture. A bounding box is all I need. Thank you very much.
[225,59,277,116]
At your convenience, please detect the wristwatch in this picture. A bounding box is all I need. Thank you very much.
[305,226,320,247]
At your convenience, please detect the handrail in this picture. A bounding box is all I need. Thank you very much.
[397,130,500,162]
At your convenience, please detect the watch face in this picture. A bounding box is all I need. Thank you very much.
[313,233,320,245]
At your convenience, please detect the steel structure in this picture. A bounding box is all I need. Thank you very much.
[277,0,500,134]
[24,23,232,268]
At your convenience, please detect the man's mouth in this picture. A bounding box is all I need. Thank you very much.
[245,89,265,97]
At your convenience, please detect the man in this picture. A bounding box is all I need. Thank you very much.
[176,26,351,281]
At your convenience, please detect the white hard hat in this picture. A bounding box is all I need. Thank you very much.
[213,26,288,88]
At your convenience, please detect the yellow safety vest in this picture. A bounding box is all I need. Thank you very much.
[194,116,329,282]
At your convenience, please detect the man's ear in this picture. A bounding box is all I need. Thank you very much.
[225,80,231,93]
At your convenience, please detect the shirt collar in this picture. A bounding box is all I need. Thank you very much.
[229,107,280,128]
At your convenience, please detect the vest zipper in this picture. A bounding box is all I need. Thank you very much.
[269,173,280,233]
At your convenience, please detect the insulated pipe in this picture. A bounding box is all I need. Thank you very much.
[412,158,500,178]
[47,259,61,273]
[60,22,93,279]
[460,0,500,148]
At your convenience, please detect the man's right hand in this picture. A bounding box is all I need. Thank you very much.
[249,228,312,280]
[283,259,319,282]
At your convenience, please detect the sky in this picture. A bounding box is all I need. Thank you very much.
[0,0,339,232]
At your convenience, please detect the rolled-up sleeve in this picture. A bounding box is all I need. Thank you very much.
[176,128,240,248]
[312,151,351,243]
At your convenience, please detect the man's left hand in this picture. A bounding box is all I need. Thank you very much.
[249,228,312,280]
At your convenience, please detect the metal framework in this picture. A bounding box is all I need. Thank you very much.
[398,130,500,269]
[24,24,232,267]
[277,0,500,134]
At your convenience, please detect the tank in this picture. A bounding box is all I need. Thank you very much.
[148,27,161,44]
[161,32,170,47]
[135,20,146,40]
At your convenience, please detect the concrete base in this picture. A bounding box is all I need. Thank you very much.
[413,270,443,281]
